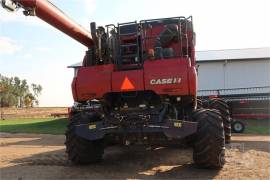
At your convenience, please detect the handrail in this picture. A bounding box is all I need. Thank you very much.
[140,16,193,60]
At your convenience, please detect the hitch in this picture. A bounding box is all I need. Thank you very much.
[75,119,198,141]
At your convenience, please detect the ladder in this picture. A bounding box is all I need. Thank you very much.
[117,21,141,70]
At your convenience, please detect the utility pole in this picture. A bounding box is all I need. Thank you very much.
[0,96,3,120]
[0,86,4,120]
[0,94,4,120]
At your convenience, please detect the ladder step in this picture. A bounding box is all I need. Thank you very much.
[120,43,137,47]
[119,64,142,70]
[121,54,138,58]
[119,32,137,36]
[118,21,137,26]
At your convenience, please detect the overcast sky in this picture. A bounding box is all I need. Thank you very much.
[0,0,269,107]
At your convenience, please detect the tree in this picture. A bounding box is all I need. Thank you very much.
[31,84,42,97]
[0,74,42,107]
[31,84,42,106]
[0,75,18,107]
[24,93,35,107]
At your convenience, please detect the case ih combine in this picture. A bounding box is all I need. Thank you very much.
[2,0,231,168]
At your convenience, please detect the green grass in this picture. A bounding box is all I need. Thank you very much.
[0,118,269,135]
[245,125,270,134]
[0,118,68,134]
[243,119,270,135]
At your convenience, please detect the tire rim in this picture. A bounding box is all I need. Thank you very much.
[234,123,243,131]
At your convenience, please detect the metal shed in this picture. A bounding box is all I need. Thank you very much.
[196,47,270,97]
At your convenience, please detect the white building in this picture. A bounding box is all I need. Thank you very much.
[196,47,270,96]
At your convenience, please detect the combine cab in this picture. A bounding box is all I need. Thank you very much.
[2,0,230,168]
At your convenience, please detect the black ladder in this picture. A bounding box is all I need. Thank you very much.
[117,21,141,70]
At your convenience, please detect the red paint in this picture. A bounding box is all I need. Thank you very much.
[144,58,191,96]
[188,66,197,96]
[75,64,114,101]
[73,57,197,100]
[232,114,270,119]
[71,77,78,102]
[143,23,194,56]
[239,100,248,104]
[67,17,196,101]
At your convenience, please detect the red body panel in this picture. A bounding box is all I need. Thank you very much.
[71,77,78,101]
[75,65,114,101]
[73,58,197,101]
[188,66,197,96]
[143,23,193,56]
[144,58,190,96]
[232,114,270,119]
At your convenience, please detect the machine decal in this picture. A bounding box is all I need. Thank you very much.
[121,77,135,90]
[150,77,181,85]
[174,121,182,128]
[89,124,96,129]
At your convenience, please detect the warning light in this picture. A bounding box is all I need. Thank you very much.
[121,77,135,91]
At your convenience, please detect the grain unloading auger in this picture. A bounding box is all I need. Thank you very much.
[2,0,231,168]
[1,0,93,47]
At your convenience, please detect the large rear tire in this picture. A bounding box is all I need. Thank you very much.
[192,109,225,169]
[196,98,208,109]
[197,99,203,109]
[65,112,104,165]
[208,99,231,144]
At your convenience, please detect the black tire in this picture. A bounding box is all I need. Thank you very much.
[197,99,203,109]
[208,99,231,144]
[197,98,208,109]
[65,112,104,165]
[232,120,245,133]
[192,109,225,169]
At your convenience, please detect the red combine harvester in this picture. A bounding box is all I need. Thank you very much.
[2,0,231,168]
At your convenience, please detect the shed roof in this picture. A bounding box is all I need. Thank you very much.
[196,47,270,61]
[68,62,82,68]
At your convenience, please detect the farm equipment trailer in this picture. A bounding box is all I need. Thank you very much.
[2,0,231,168]
[199,86,270,133]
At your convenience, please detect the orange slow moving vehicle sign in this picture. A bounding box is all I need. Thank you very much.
[121,77,135,91]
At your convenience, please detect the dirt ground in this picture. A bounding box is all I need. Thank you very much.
[0,133,269,180]
[1,107,67,119]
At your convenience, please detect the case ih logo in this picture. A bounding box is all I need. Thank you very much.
[150,77,181,85]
